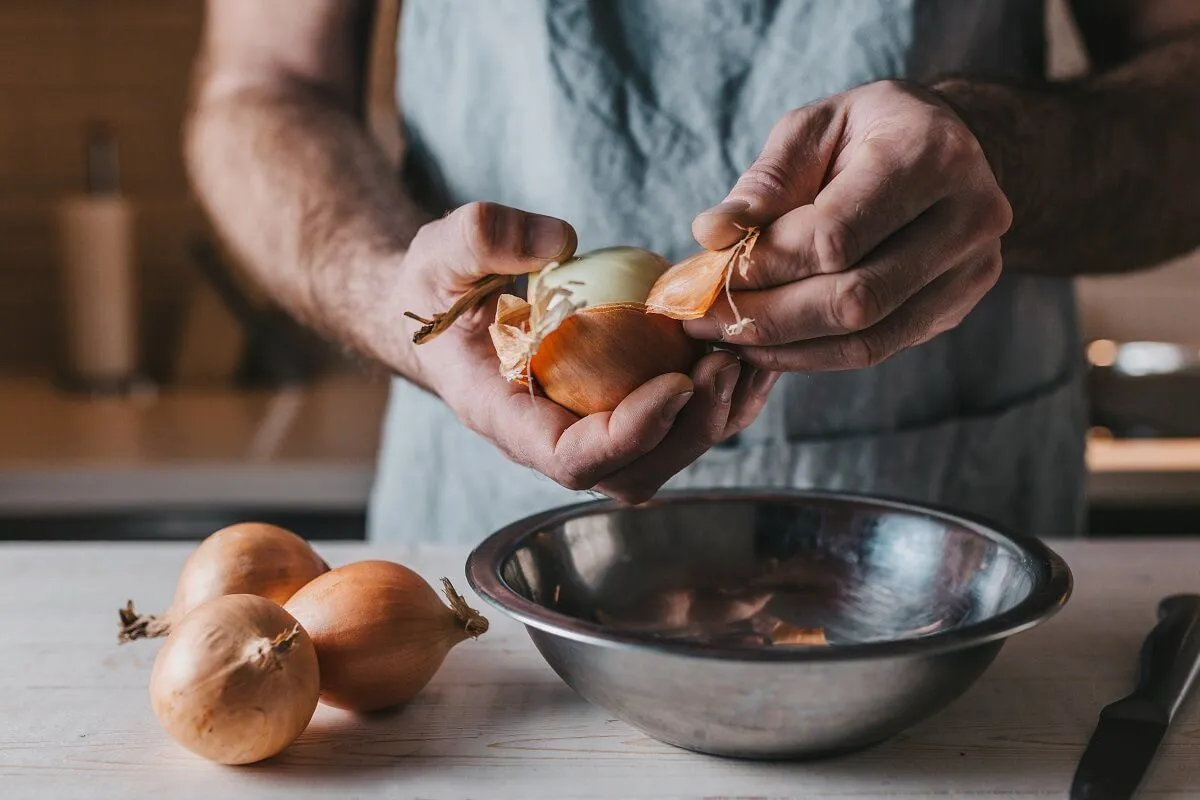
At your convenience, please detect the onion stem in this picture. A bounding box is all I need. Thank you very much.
[406,274,513,344]
[441,578,489,637]
[271,624,302,654]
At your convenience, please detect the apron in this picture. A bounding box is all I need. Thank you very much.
[370,0,1086,543]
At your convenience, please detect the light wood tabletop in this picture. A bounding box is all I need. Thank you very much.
[2,540,1199,799]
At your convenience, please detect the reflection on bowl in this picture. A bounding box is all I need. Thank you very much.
[467,490,1071,759]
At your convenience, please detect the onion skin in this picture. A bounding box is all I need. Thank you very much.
[646,227,761,328]
[283,560,488,713]
[149,594,320,765]
[119,522,329,643]
[643,248,731,320]
[531,306,705,416]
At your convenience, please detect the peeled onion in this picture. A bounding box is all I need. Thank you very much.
[283,560,488,712]
[148,594,320,765]
[405,228,761,415]
[119,522,329,642]
[487,247,705,416]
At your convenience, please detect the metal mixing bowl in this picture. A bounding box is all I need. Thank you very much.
[466,489,1072,759]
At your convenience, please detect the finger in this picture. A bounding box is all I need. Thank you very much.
[596,352,741,504]
[685,199,984,345]
[723,366,781,438]
[485,371,696,493]
[419,201,578,287]
[732,249,1002,372]
[722,203,826,290]
[805,119,987,273]
[692,102,845,251]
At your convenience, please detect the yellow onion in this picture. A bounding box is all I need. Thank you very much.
[283,560,488,713]
[148,593,320,765]
[488,247,706,416]
[406,229,761,416]
[119,522,329,642]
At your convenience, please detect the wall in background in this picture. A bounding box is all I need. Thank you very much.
[0,1,1195,378]
[0,0,206,376]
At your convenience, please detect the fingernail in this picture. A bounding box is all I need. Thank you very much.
[715,362,741,404]
[524,214,571,260]
[700,198,751,217]
[662,391,694,421]
[683,315,722,341]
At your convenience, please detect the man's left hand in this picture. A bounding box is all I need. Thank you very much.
[688,80,1012,371]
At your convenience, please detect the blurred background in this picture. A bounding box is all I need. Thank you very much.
[0,0,1196,541]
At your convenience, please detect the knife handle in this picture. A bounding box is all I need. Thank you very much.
[1132,594,1200,723]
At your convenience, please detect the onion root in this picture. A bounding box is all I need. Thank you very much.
[118,600,170,643]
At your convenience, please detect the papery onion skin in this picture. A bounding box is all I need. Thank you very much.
[148,594,320,765]
[532,306,705,416]
[119,522,329,643]
[646,228,761,326]
[643,248,730,320]
[283,560,488,713]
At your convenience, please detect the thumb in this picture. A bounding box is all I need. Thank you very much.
[433,201,578,286]
[692,103,841,250]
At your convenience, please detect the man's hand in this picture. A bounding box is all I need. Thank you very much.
[398,202,779,504]
[687,80,1012,372]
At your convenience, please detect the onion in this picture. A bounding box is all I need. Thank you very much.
[489,247,706,416]
[119,522,329,643]
[148,594,320,765]
[406,229,760,416]
[283,560,488,712]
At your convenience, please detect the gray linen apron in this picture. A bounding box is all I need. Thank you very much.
[370,0,1086,543]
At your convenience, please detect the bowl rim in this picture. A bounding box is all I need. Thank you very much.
[465,488,1073,662]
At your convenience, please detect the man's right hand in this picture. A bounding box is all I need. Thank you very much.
[396,202,779,504]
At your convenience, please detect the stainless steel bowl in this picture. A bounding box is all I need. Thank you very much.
[466,489,1072,760]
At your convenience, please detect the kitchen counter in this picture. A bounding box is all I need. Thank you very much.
[0,374,389,512]
[0,374,1197,513]
[2,540,1198,799]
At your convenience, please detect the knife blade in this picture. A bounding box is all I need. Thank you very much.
[1070,594,1200,800]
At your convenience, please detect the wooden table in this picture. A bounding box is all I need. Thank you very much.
[2,541,1199,799]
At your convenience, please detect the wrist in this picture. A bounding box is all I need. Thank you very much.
[926,78,1014,193]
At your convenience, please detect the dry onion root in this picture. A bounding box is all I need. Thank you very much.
[118,522,329,643]
[149,594,320,765]
[284,560,489,713]
[405,229,759,416]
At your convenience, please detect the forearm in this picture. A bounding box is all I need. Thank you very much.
[184,79,432,386]
[933,26,1200,275]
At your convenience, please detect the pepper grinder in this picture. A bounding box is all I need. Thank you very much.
[55,122,143,394]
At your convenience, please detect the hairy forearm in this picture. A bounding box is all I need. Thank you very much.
[933,27,1200,276]
[184,80,431,385]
